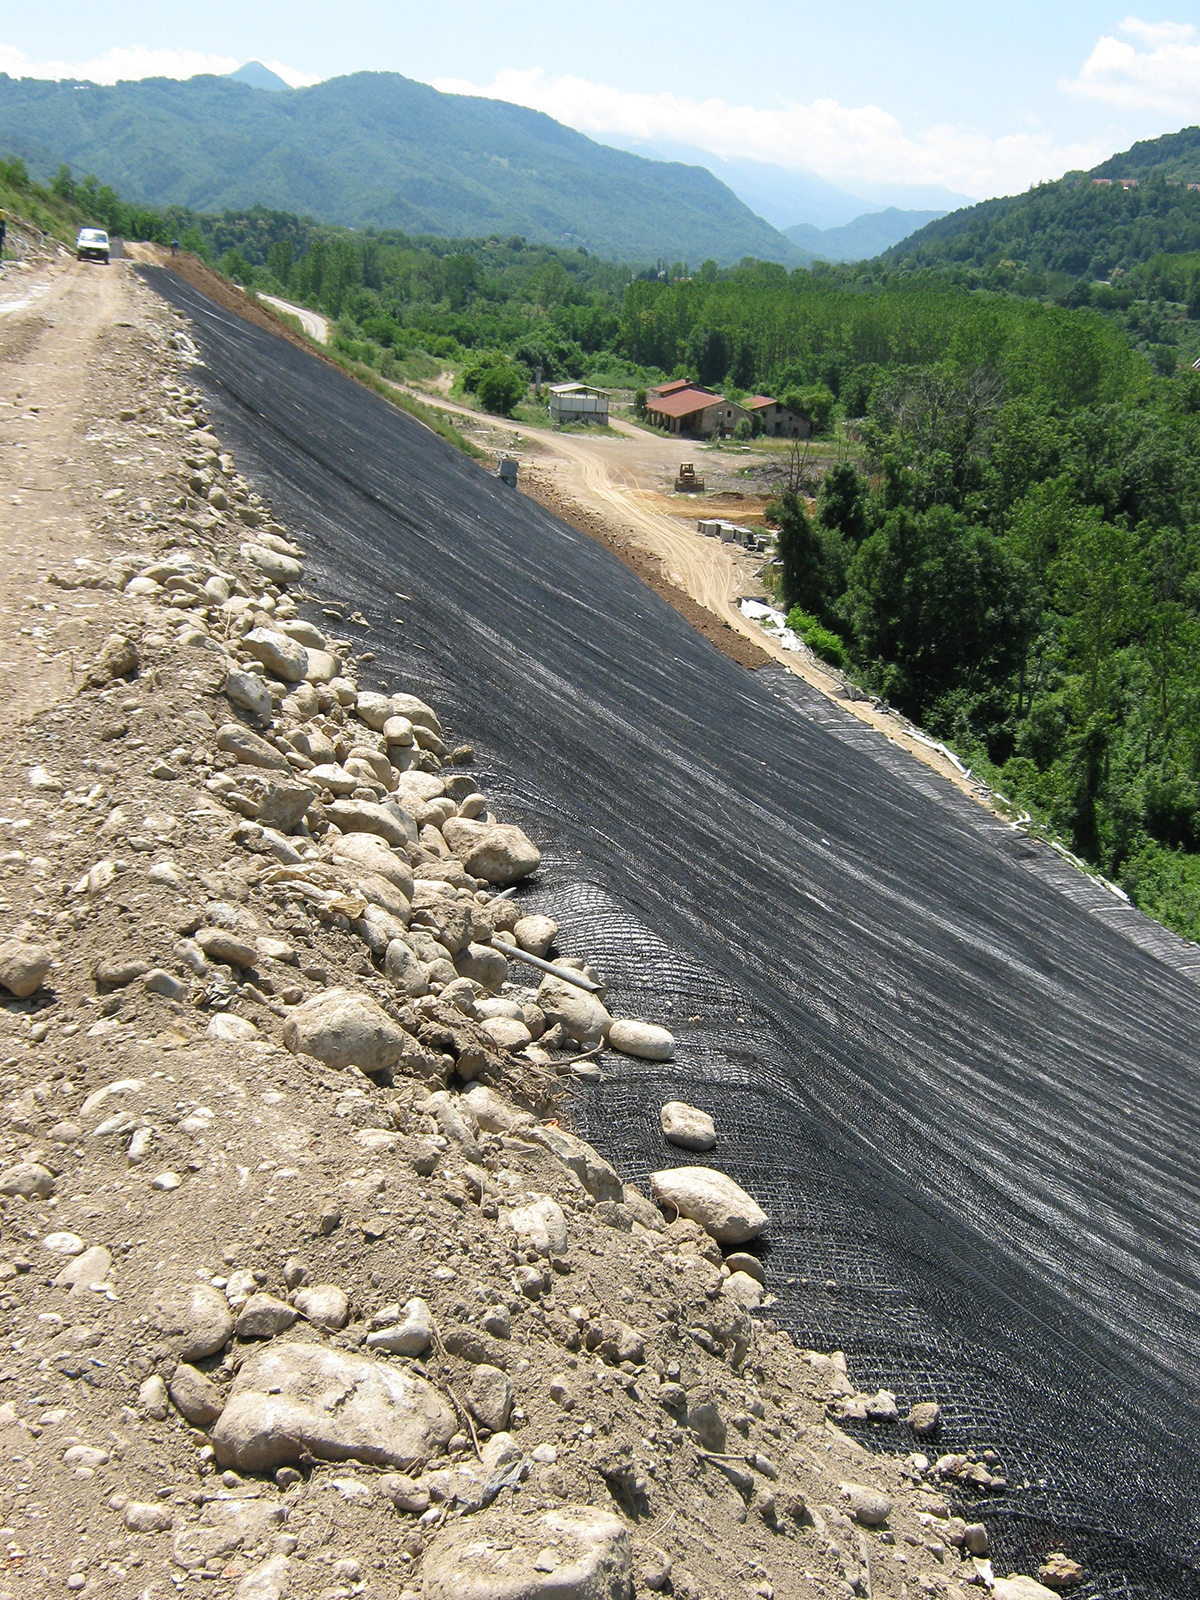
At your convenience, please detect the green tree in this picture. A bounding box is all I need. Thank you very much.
[817,463,868,547]
[772,491,826,613]
[267,238,293,287]
[476,361,526,415]
[1050,511,1145,714]
[50,164,76,203]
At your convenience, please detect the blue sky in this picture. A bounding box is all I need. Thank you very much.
[4,4,1200,199]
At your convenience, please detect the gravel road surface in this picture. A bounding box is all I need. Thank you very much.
[142,266,1200,1596]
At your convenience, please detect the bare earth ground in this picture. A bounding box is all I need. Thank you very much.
[0,256,1058,1600]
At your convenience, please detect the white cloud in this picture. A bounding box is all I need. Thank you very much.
[1063,16,1200,113]
[0,41,320,89]
[434,68,1106,199]
[0,42,238,84]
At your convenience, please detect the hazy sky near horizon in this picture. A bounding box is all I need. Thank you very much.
[4,5,1200,199]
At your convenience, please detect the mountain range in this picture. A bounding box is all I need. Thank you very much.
[0,68,804,267]
[784,208,947,263]
[885,127,1200,277]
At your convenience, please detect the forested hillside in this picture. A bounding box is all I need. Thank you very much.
[22,150,1199,942]
[0,69,798,267]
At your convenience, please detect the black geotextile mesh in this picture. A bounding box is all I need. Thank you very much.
[142,268,1200,1598]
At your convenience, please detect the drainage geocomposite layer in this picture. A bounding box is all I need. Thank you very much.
[144,268,1200,1597]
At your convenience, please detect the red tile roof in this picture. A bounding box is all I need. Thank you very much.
[745,395,778,411]
[646,387,728,419]
[650,378,710,398]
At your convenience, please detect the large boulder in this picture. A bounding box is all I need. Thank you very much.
[993,1581,1061,1600]
[0,940,53,999]
[241,628,308,682]
[153,1283,235,1362]
[535,975,611,1048]
[241,544,302,587]
[330,833,414,897]
[282,987,411,1073]
[660,1101,716,1151]
[441,818,541,886]
[224,668,273,725]
[521,1125,622,1202]
[506,1194,568,1256]
[389,693,442,735]
[650,1167,767,1245]
[215,724,290,772]
[326,799,416,850]
[211,1342,455,1473]
[609,1020,674,1061]
[422,1504,631,1600]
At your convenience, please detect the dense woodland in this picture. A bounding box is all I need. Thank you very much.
[11,152,1200,941]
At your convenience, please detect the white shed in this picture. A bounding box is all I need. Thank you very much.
[548,382,609,424]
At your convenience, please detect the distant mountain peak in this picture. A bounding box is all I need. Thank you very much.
[228,61,291,93]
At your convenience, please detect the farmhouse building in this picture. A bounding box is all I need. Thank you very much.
[744,395,812,438]
[645,382,748,437]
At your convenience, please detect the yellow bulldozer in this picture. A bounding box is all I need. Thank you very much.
[674,462,705,492]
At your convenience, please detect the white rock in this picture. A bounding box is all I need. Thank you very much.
[609,1019,674,1061]
[0,940,53,998]
[168,1362,225,1427]
[461,1084,534,1134]
[303,648,340,685]
[225,669,273,724]
[234,1555,290,1600]
[282,987,411,1073]
[522,1124,622,1201]
[54,1245,112,1295]
[309,762,358,796]
[211,1341,455,1472]
[650,1167,767,1245]
[331,832,414,896]
[722,1271,763,1309]
[991,1581,1060,1600]
[294,1283,350,1330]
[365,1296,432,1356]
[208,1014,258,1042]
[153,1282,235,1361]
[242,627,308,682]
[215,723,291,772]
[236,1292,298,1340]
[513,915,557,958]
[839,1482,892,1526]
[441,818,541,886]
[466,1363,512,1432]
[506,1194,568,1256]
[151,1170,182,1191]
[242,544,302,586]
[422,1504,631,1600]
[659,1101,715,1151]
[124,1500,175,1534]
[326,798,415,850]
[139,1374,170,1419]
[43,1231,84,1256]
[0,1161,55,1199]
[481,1015,532,1051]
[535,975,611,1048]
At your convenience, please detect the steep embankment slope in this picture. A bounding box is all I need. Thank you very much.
[0,70,799,267]
[140,262,1200,1597]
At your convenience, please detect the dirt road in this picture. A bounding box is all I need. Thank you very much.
[0,256,181,722]
[257,292,329,344]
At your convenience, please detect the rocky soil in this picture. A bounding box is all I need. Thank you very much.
[0,261,1078,1600]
